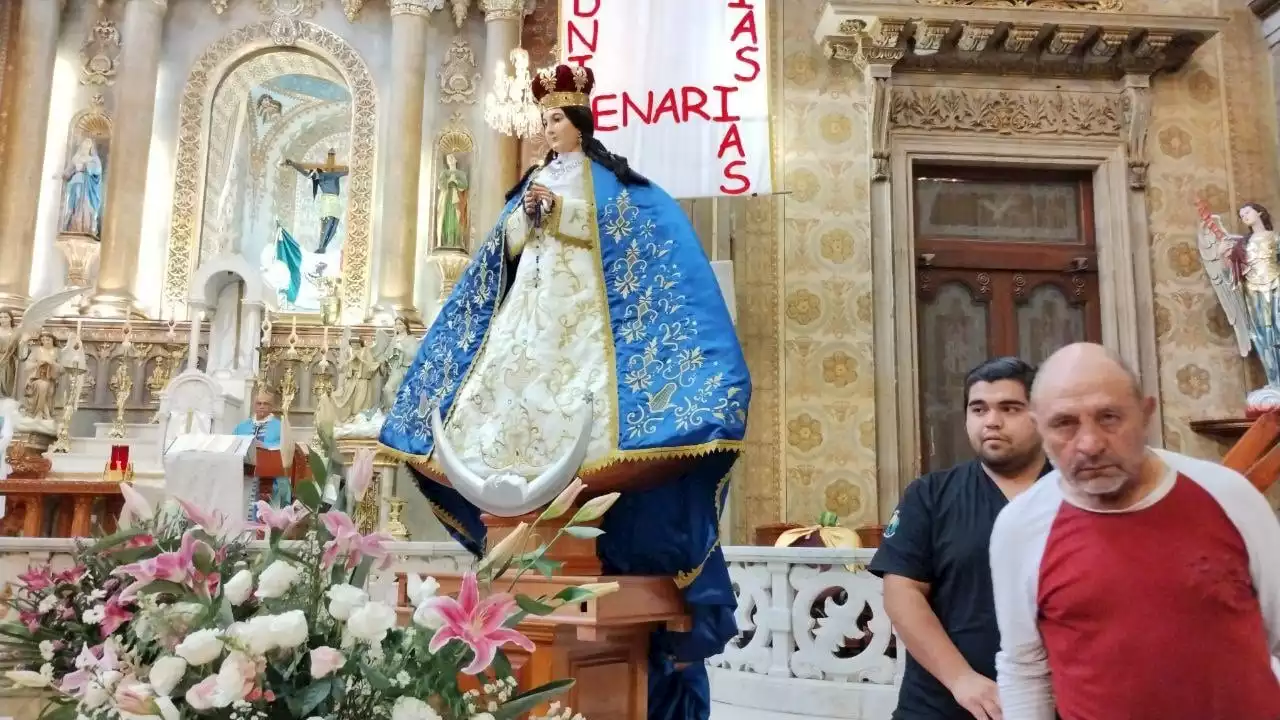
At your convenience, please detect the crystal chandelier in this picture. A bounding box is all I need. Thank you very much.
[484,48,543,138]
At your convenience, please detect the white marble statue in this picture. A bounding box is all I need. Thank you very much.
[0,287,86,403]
[379,317,420,411]
[0,398,17,480]
[20,331,62,424]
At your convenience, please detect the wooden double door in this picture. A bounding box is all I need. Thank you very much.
[912,165,1103,472]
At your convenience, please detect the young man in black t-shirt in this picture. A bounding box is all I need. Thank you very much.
[869,357,1052,720]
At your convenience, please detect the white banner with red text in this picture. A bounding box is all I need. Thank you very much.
[559,0,772,199]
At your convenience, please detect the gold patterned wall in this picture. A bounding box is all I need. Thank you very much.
[1147,0,1280,465]
[724,0,1280,539]
[730,0,879,541]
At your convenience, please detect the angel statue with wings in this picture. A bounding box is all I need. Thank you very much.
[1197,200,1280,414]
[0,288,87,405]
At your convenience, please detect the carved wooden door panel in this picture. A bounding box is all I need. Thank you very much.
[916,269,996,474]
[913,164,1102,472]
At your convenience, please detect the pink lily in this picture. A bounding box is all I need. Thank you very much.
[348,448,376,502]
[54,566,86,585]
[60,642,119,696]
[111,529,209,600]
[176,497,228,536]
[424,572,535,675]
[18,611,39,632]
[252,501,309,532]
[99,597,133,637]
[320,512,393,570]
[118,482,153,525]
[18,566,52,592]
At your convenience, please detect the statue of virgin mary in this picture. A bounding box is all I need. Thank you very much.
[380,63,750,716]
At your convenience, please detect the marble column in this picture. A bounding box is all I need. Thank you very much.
[477,0,524,235]
[0,0,64,311]
[87,0,167,319]
[371,0,432,325]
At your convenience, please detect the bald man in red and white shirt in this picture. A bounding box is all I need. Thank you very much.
[990,343,1280,720]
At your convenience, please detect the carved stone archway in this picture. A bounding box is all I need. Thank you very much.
[162,20,378,323]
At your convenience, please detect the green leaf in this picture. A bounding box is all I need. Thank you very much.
[349,556,374,590]
[137,580,190,597]
[359,661,393,691]
[297,480,324,512]
[492,679,575,719]
[515,595,556,616]
[529,555,562,579]
[492,649,514,680]
[85,529,146,553]
[548,586,598,606]
[563,526,604,539]
[106,546,159,566]
[307,447,329,484]
[215,597,234,627]
[294,678,332,716]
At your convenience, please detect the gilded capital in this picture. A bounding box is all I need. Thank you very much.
[481,0,522,21]
[391,0,439,17]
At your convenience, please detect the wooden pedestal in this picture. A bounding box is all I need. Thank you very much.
[397,572,688,719]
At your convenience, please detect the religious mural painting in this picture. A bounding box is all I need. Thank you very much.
[197,47,353,315]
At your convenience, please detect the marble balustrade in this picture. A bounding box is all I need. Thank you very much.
[709,546,902,720]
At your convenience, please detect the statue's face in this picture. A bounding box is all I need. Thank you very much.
[543,108,581,154]
[1240,205,1261,226]
[446,154,457,170]
[40,335,53,348]
[0,313,12,328]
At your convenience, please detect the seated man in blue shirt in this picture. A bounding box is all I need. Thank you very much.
[233,387,291,515]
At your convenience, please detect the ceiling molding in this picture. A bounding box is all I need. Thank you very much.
[816,0,1226,79]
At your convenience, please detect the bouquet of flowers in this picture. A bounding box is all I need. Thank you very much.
[0,438,619,720]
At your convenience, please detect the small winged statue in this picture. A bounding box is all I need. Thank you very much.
[0,287,87,403]
[1196,200,1280,414]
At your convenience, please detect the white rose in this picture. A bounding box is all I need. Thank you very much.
[255,560,301,600]
[81,605,105,625]
[407,575,440,607]
[266,610,309,649]
[38,640,55,661]
[223,569,254,606]
[346,601,397,645]
[155,696,181,720]
[174,628,225,665]
[471,715,496,720]
[212,651,255,708]
[392,696,443,720]
[412,601,444,630]
[326,584,368,621]
[232,617,277,655]
[149,655,188,697]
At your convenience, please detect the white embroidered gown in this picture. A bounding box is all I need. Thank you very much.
[441,152,616,479]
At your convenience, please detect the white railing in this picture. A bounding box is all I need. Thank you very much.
[709,546,901,720]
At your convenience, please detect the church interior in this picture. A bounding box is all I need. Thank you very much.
[0,0,1279,718]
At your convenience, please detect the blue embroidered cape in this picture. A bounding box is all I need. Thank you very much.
[380,160,751,719]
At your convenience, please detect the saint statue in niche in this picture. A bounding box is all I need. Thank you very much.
[435,153,469,250]
[60,138,104,238]
[281,149,348,254]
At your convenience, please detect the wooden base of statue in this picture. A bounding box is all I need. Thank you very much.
[397,512,689,720]
[5,430,55,480]
[1195,411,1280,493]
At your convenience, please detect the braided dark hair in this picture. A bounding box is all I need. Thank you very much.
[505,105,650,201]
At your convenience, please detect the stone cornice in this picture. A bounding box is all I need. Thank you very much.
[816,0,1225,79]
[1252,0,1280,19]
